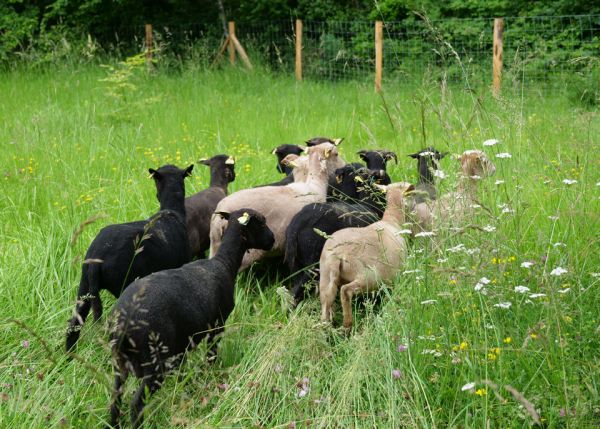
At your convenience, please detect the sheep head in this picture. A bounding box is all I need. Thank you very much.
[460,150,496,179]
[306,142,345,177]
[271,144,305,174]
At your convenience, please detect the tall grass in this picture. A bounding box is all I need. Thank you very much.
[0,64,599,428]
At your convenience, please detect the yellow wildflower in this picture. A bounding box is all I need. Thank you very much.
[475,388,487,396]
[503,337,512,344]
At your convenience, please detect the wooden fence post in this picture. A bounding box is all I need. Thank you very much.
[493,18,504,95]
[375,21,383,92]
[295,19,303,81]
[145,24,153,70]
[228,21,236,64]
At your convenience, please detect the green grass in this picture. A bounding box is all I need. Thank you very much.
[1,63,599,428]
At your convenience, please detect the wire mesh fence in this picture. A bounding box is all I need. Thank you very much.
[114,15,600,86]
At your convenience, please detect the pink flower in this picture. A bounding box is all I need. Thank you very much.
[22,340,30,348]
[391,369,402,379]
[397,344,408,352]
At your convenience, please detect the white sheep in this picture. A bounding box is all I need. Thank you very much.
[319,182,415,330]
[412,149,496,231]
[209,143,344,270]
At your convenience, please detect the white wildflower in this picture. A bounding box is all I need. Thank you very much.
[395,229,413,235]
[461,382,476,391]
[465,248,480,255]
[514,285,530,294]
[562,179,577,185]
[470,203,482,209]
[550,267,567,276]
[502,207,515,214]
[548,215,559,221]
[553,242,566,247]
[557,288,570,294]
[529,293,546,299]
[403,269,421,274]
[421,299,437,305]
[478,277,491,285]
[447,244,466,253]
[433,169,446,179]
[469,175,482,180]
[495,180,505,185]
[421,349,443,357]
[494,302,512,309]
[437,258,448,263]
[483,225,496,232]
[496,152,512,159]
[483,139,499,146]
[521,261,534,268]
[415,231,436,237]
[591,273,600,278]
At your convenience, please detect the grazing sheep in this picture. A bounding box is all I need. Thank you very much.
[210,143,344,271]
[413,150,496,231]
[185,155,235,259]
[286,166,387,304]
[272,144,305,175]
[319,182,415,329]
[65,165,193,352]
[408,147,448,204]
[357,149,397,171]
[108,209,274,429]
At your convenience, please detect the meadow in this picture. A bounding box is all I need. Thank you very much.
[1,63,599,428]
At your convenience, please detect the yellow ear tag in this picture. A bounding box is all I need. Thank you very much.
[335,175,343,184]
[271,148,278,155]
[237,212,250,225]
[354,176,364,183]
[333,138,343,146]
[225,157,235,165]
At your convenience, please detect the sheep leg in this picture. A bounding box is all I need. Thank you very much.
[291,271,314,305]
[66,280,92,352]
[206,325,224,362]
[130,376,162,429]
[319,260,341,323]
[340,280,365,330]
[108,366,128,429]
[91,293,103,321]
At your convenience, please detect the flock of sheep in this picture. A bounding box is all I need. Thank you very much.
[64,137,496,428]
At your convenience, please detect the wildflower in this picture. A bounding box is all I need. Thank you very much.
[397,344,408,352]
[395,229,412,235]
[562,179,577,185]
[22,340,30,348]
[495,180,505,185]
[494,302,512,309]
[421,299,437,305]
[297,377,310,398]
[514,285,530,294]
[461,382,476,391]
[520,261,534,268]
[415,231,436,238]
[548,215,559,220]
[433,170,446,179]
[274,364,283,373]
[503,337,512,344]
[550,267,567,276]
[459,341,468,350]
[557,288,570,294]
[447,244,466,253]
[217,383,229,391]
[483,139,499,146]
[530,333,538,339]
[482,225,496,232]
[288,421,297,429]
[496,153,512,159]
[475,388,487,396]
[553,242,566,248]
[449,278,457,285]
[402,269,421,274]
[529,293,546,299]
[391,369,402,379]
[437,258,448,263]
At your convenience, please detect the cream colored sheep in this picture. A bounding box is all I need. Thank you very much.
[319,182,415,329]
[280,153,309,183]
[209,143,345,270]
[412,149,495,231]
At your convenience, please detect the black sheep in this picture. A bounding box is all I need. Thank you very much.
[108,209,274,428]
[258,144,305,187]
[408,147,447,203]
[357,149,397,171]
[185,154,235,259]
[285,167,387,304]
[65,164,193,352]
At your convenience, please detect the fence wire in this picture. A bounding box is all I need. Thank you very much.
[115,15,600,84]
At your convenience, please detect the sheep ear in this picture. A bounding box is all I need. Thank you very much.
[404,184,416,195]
[237,212,250,226]
[148,168,160,179]
[225,156,235,165]
[384,151,398,164]
[356,150,368,162]
[438,151,449,160]
[407,152,419,159]
[198,158,211,166]
[215,211,230,220]
[271,147,278,155]
[183,165,194,177]
[333,138,344,146]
